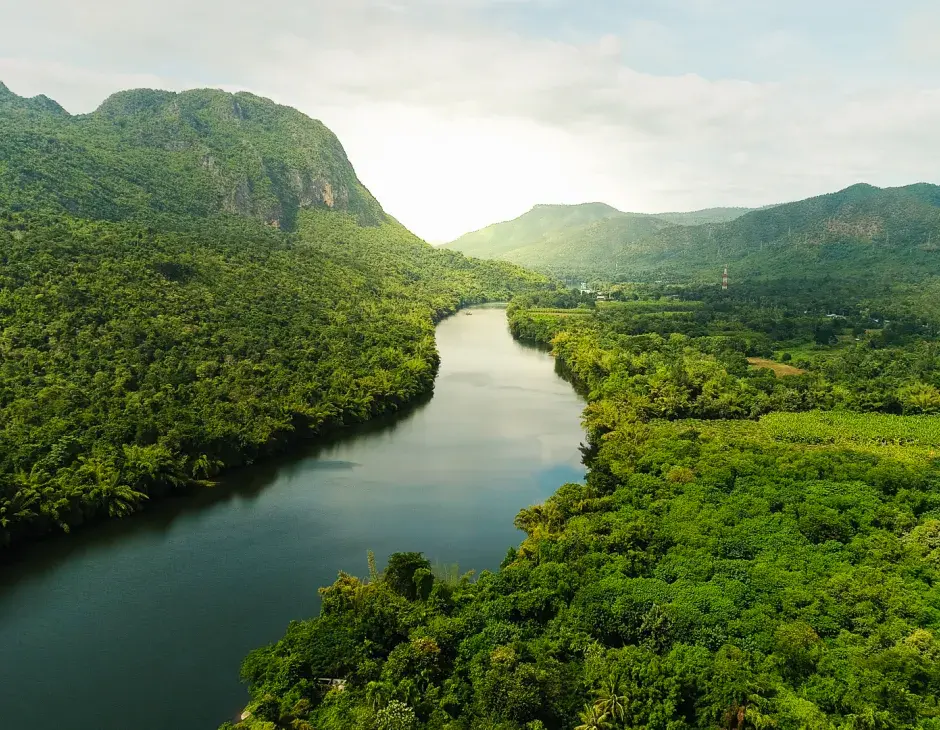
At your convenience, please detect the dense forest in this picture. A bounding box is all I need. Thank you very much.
[229,288,940,730]
[0,84,547,547]
[446,185,940,284]
[7,78,940,729]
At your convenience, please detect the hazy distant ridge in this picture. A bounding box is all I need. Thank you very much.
[444,202,753,276]
[445,186,940,282]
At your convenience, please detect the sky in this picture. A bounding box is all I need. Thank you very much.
[2,0,939,242]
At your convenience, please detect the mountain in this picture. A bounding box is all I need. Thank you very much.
[607,182,940,284]
[0,83,547,548]
[448,202,623,259]
[0,84,385,229]
[0,80,68,117]
[651,206,754,226]
[445,202,751,277]
[446,185,940,284]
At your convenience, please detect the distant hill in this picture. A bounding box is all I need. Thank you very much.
[609,182,940,284]
[444,202,752,275]
[447,203,624,259]
[446,186,940,284]
[651,207,754,226]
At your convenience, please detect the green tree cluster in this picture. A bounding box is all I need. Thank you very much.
[230,297,940,730]
[0,83,548,546]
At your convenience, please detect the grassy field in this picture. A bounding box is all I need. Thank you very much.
[746,357,807,376]
[680,411,940,465]
[760,411,940,447]
[596,299,703,312]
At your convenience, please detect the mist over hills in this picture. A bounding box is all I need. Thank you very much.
[444,202,753,276]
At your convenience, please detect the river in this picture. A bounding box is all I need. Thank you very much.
[0,305,586,730]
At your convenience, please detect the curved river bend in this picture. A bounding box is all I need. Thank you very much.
[0,306,586,730]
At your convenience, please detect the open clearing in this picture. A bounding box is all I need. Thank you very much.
[746,357,807,376]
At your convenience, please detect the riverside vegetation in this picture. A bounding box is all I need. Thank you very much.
[0,83,546,547]
[5,80,940,730]
[229,285,940,730]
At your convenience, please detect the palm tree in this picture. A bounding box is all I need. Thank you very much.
[365,680,391,711]
[367,550,379,583]
[592,673,628,724]
[576,703,611,730]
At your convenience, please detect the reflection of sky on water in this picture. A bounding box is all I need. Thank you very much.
[0,306,586,730]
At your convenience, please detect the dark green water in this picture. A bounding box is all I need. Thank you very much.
[0,306,586,730]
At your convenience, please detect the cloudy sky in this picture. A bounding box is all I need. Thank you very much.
[2,0,939,241]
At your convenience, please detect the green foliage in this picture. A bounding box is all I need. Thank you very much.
[445,203,751,278]
[233,293,940,730]
[384,553,433,601]
[0,83,385,228]
[0,84,548,547]
[447,184,940,294]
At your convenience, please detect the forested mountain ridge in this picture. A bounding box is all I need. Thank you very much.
[0,82,383,229]
[617,182,940,282]
[0,84,548,548]
[444,202,752,275]
[651,206,754,226]
[0,81,68,117]
[447,184,940,284]
[443,203,625,259]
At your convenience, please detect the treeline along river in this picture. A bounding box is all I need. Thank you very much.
[0,305,586,730]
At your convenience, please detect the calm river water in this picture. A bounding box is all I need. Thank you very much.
[0,305,585,730]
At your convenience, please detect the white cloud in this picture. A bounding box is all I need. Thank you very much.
[1,0,939,241]
[899,5,940,63]
[0,58,187,112]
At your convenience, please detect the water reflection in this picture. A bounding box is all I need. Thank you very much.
[0,306,586,730]
[0,391,433,591]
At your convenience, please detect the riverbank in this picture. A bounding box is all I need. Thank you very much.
[2,294,508,554]
[0,306,586,730]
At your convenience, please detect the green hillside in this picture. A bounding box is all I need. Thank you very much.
[652,206,753,226]
[445,203,751,275]
[447,202,624,259]
[448,185,940,286]
[503,214,670,277]
[610,183,940,284]
[0,82,385,229]
[0,83,547,547]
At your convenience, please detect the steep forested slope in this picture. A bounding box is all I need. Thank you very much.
[445,203,751,277]
[613,183,940,284]
[0,82,385,228]
[0,83,546,547]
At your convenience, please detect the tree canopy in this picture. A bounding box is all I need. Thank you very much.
[228,291,940,730]
[0,83,548,547]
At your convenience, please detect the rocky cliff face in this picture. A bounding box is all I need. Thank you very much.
[90,87,385,228]
[0,83,385,229]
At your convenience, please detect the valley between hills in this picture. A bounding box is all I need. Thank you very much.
[2,82,940,730]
